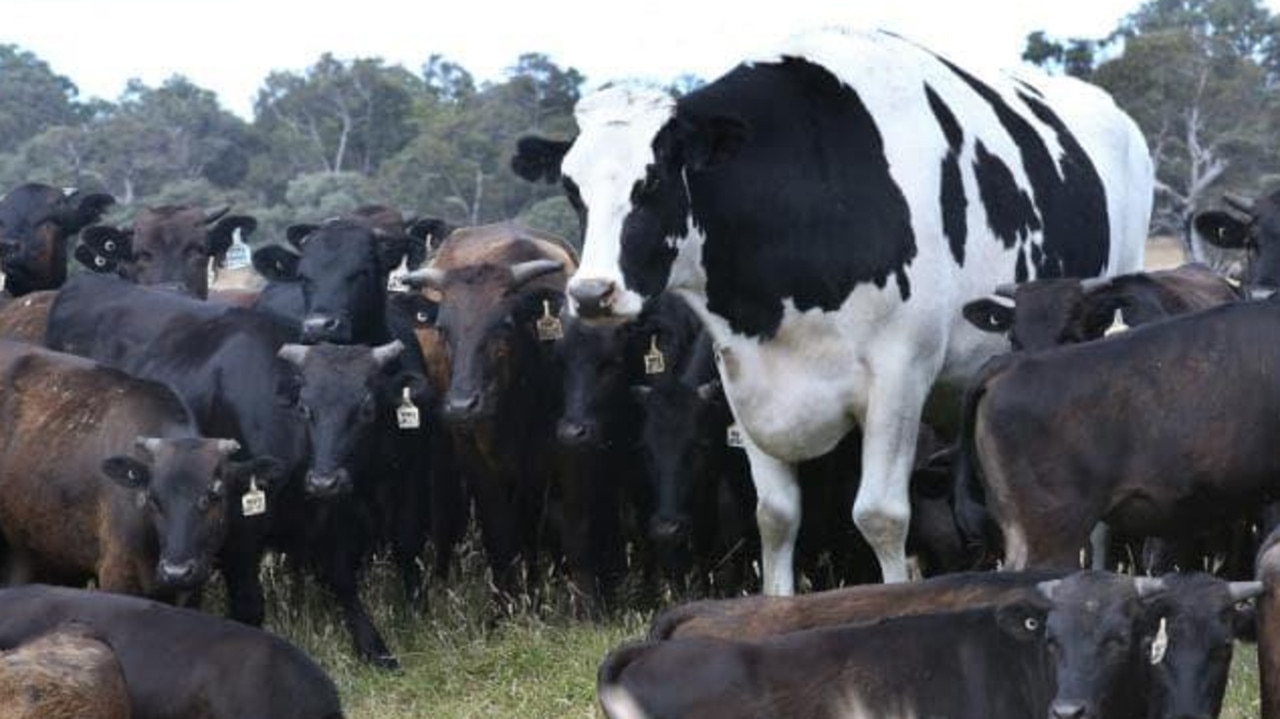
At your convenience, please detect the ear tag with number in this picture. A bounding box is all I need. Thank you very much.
[386,256,410,293]
[206,256,217,287]
[536,300,563,341]
[644,335,666,375]
[241,476,267,517]
[396,386,421,429]
[726,424,745,448]
[224,227,253,270]
[1149,617,1168,664]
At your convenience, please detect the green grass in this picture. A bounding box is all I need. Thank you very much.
[216,553,1264,719]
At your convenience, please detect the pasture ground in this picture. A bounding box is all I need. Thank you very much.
[257,237,1246,719]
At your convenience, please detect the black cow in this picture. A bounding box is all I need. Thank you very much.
[0,183,113,296]
[954,297,1280,571]
[76,204,256,298]
[961,263,1243,351]
[402,222,576,604]
[0,340,279,601]
[1194,187,1280,298]
[0,585,344,719]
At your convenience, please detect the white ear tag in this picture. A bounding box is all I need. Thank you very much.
[0,266,7,294]
[1104,309,1129,337]
[396,386,421,430]
[207,256,217,287]
[644,335,666,375]
[386,256,410,293]
[1149,617,1168,665]
[536,300,563,341]
[241,476,267,517]
[223,227,253,270]
[726,424,745,448]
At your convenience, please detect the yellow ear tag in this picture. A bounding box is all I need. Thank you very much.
[241,476,267,517]
[397,386,421,430]
[536,300,563,341]
[644,335,666,375]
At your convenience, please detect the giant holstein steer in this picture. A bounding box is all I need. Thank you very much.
[513,27,1153,591]
[0,340,279,601]
[0,183,113,297]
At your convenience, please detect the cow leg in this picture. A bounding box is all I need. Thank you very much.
[320,544,398,670]
[1089,523,1111,570]
[744,440,800,596]
[853,371,928,584]
[221,544,266,627]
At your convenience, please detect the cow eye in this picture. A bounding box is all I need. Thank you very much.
[197,494,211,511]
[1023,617,1039,631]
[415,311,430,324]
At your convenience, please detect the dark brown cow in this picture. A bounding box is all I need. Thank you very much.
[0,340,280,600]
[402,222,576,602]
[75,205,255,298]
[962,263,1242,351]
[0,183,114,297]
[0,624,130,719]
[0,290,56,344]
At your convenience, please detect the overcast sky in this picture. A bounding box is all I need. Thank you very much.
[6,0,1280,120]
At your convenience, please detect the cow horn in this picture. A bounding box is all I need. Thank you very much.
[1228,580,1264,602]
[1134,577,1167,597]
[204,205,231,224]
[1223,192,1256,215]
[510,259,564,286]
[216,439,241,456]
[402,267,446,290]
[995,283,1018,299]
[371,340,405,367]
[696,379,722,401]
[277,344,310,366]
[134,437,164,455]
[1079,276,1112,292]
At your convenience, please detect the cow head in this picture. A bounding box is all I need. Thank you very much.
[101,437,283,590]
[0,184,114,296]
[277,341,407,498]
[270,218,406,344]
[77,205,255,299]
[403,255,566,425]
[1195,189,1280,298]
[962,277,1122,351]
[554,316,641,447]
[513,85,747,321]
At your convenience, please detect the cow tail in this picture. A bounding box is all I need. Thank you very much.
[953,363,1002,567]
[597,641,653,719]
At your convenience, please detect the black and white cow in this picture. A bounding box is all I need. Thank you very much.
[512,28,1153,591]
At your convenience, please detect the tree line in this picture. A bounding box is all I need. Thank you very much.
[2,0,1277,259]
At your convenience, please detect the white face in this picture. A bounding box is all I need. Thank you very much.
[560,84,676,318]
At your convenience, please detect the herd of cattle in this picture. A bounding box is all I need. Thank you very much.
[2,25,1280,719]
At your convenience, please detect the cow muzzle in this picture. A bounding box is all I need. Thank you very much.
[156,558,205,588]
[649,515,692,545]
[305,468,352,498]
[1049,700,1090,719]
[442,391,485,425]
[301,314,349,343]
[556,418,597,446]
[1247,284,1279,300]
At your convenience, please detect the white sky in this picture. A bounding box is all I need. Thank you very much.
[5,0,1280,120]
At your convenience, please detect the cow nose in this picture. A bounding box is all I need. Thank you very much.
[1050,701,1088,719]
[443,392,481,422]
[301,315,344,342]
[569,278,617,318]
[649,516,691,544]
[158,559,198,585]
[305,469,351,497]
[556,419,594,446]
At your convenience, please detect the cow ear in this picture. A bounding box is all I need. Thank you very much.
[1194,211,1252,249]
[74,244,118,274]
[101,456,151,490]
[680,114,749,172]
[285,223,318,250]
[80,226,132,260]
[407,217,454,257]
[962,298,1015,334]
[511,136,572,183]
[228,456,286,492]
[995,601,1048,641]
[252,245,300,282]
[70,193,116,230]
[207,215,258,256]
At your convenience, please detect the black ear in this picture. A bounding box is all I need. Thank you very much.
[80,226,132,260]
[1194,211,1252,249]
[383,370,432,406]
[407,217,454,251]
[252,245,300,282]
[680,114,749,172]
[285,223,318,250]
[995,600,1048,641]
[511,136,573,183]
[962,298,1015,334]
[70,193,116,230]
[74,244,118,274]
[229,456,286,492]
[101,456,151,490]
[207,215,258,256]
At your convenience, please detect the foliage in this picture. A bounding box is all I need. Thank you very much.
[0,45,83,155]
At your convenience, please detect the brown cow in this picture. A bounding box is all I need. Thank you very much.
[403,222,577,603]
[0,340,281,600]
[0,183,114,297]
[0,291,55,344]
[0,624,129,719]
